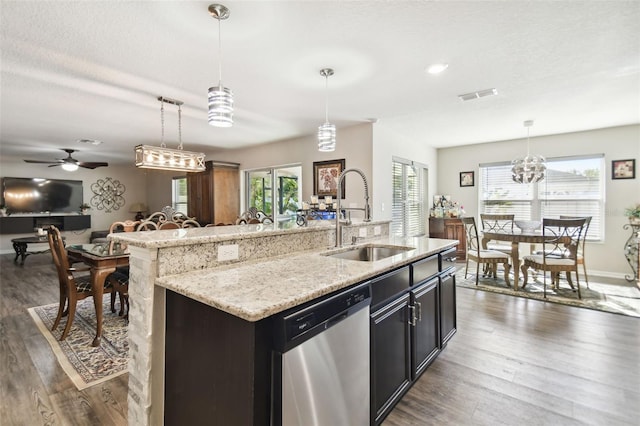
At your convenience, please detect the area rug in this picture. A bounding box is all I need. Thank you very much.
[455,267,640,318]
[27,295,128,390]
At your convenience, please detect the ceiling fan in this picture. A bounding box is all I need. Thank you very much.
[23,149,109,171]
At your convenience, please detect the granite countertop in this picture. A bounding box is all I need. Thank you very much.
[155,236,457,322]
[110,219,389,249]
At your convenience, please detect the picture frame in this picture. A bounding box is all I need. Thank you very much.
[459,171,474,187]
[612,159,635,180]
[313,159,345,198]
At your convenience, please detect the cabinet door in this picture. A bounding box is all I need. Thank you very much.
[212,166,239,225]
[411,277,440,378]
[440,268,457,347]
[444,220,466,260]
[187,171,213,225]
[370,293,411,425]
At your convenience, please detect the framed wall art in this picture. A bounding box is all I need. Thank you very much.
[313,159,345,198]
[612,159,635,180]
[460,171,474,187]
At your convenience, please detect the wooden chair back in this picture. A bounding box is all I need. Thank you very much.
[108,220,140,254]
[541,217,588,262]
[236,206,273,224]
[139,205,201,229]
[461,217,481,254]
[480,214,515,233]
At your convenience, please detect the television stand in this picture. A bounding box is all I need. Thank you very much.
[0,215,91,235]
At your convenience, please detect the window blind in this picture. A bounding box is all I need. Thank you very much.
[392,158,426,237]
[479,154,604,240]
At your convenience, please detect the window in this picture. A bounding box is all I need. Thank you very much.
[392,157,428,237]
[479,154,605,240]
[172,176,188,213]
[246,165,301,220]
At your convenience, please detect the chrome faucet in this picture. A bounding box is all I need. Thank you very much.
[336,168,371,247]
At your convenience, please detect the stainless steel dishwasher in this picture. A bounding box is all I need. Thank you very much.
[272,281,371,426]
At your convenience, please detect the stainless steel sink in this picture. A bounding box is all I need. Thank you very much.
[324,244,414,262]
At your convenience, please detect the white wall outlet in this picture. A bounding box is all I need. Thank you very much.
[218,244,239,261]
[374,226,381,236]
[359,227,367,238]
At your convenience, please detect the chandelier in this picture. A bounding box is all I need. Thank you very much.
[511,120,546,183]
[208,4,233,127]
[317,68,336,152]
[135,96,206,172]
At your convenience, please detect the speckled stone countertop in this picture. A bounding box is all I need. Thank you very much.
[110,219,387,249]
[155,235,457,322]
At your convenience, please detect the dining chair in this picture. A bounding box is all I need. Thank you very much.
[461,217,512,286]
[521,217,588,298]
[47,225,115,340]
[236,207,273,224]
[560,215,592,288]
[105,220,139,319]
[479,213,515,274]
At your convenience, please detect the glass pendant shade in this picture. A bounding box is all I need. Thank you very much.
[511,120,546,183]
[511,155,546,183]
[208,85,233,127]
[318,123,336,152]
[317,68,336,152]
[208,4,233,128]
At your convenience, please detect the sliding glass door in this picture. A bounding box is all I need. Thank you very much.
[246,165,301,221]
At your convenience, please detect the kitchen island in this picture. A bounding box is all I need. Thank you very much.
[111,220,458,425]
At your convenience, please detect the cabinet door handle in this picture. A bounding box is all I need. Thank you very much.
[408,305,417,326]
[414,301,422,322]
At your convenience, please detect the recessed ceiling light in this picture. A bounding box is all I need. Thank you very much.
[426,63,448,74]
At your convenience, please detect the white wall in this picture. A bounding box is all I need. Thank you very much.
[0,159,150,252]
[372,121,439,221]
[436,124,640,276]
[209,123,374,217]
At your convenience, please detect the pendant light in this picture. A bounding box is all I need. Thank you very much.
[208,4,233,127]
[317,68,336,152]
[511,120,546,183]
[135,96,206,172]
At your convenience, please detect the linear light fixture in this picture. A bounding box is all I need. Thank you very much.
[135,96,206,172]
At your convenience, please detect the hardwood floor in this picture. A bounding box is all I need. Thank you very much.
[0,253,128,426]
[1,253,638,425]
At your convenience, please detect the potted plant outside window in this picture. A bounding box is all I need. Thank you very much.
[625,203,640,225]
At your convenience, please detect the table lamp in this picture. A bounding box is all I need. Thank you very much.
[129,203,147,221]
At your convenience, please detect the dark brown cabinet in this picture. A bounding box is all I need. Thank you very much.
[0,215,90,234]
[411,277,440,378]
[371,293,412,425]
[440,267,457,347]
[187,161,240,225]
[429,217,466,260]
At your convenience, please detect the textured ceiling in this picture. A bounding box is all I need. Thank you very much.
[1,1,639,166]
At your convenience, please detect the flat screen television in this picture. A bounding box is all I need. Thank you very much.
[1,177,84,214]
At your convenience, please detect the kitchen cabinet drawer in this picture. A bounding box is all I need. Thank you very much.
[370,266,410,311]
[411,254,439,285]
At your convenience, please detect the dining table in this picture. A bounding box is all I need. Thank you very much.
[66,243,129,347]
[481,230,547,290]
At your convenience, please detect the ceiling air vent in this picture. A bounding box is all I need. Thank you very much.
[458,88,498,101]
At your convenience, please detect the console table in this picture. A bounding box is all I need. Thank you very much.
[11,236,64,266]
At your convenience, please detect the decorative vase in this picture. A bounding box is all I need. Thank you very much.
[630,217,640,226]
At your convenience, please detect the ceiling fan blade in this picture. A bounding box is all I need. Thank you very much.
[78,162,109,169]
[24,159,64,164]
[48,164,62,168]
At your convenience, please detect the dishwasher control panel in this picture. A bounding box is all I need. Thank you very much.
[274,282,371,351]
